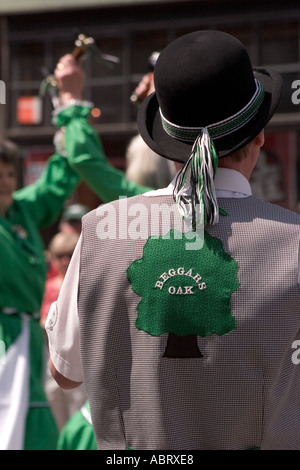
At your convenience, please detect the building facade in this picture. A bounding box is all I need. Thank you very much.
[0,0,300,216]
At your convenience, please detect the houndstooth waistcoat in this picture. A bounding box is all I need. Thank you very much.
[78,194,300,450]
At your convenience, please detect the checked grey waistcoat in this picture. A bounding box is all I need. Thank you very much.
[78,193,300,450]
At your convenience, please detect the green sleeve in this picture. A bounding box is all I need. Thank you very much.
[57,402,97,450]
[55,104,153,203]
[14,152,80,229]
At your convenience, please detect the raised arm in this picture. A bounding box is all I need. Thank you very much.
[53,54,153,203]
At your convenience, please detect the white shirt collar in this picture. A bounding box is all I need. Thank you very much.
[143,167,252,198]
[214,167,252,197]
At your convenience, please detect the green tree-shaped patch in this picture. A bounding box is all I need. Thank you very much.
[127,229,239,357]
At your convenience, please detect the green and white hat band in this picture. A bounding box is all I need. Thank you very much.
[165,79,264,229]
[160,79,264,142]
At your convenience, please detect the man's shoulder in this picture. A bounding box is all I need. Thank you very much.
[221,196,300,222]
[252,196,300,223]
[85,192,174,215]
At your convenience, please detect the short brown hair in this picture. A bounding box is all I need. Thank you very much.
[48,232,80,257]
[0,140,19,167]
[218,141,251,167]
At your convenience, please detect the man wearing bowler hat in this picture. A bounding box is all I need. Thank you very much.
[46,30,300,450]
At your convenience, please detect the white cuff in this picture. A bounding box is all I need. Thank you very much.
[52,99,94,120]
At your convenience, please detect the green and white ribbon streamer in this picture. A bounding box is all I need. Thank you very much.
[173,128,219,229]
[160,79,264,227]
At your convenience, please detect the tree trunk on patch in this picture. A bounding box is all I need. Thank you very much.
[163,333,203,358]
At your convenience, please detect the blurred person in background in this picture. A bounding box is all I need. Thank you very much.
[126,51,176,189]
[57,400,97,450]
[40,231,80,329]
[46,203,89,280]
[58,203,89,235]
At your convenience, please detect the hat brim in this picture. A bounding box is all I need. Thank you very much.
[137,66,283,163]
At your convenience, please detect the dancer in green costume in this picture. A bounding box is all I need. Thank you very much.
[0,140,80,449]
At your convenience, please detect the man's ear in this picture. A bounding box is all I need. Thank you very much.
[255,129,265,148]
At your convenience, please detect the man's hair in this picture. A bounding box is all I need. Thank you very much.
[0,140,19,167]
[230,142,251,162]
[218,140,251,167]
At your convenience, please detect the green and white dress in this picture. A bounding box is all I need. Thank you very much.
[0,151,80,450]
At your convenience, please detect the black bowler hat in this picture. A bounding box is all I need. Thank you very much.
[138,30,282,163]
